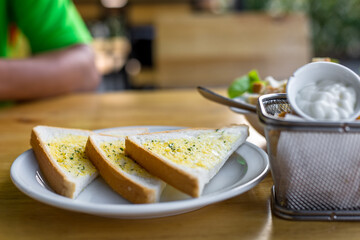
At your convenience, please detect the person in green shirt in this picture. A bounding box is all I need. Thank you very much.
[0,0,100,101]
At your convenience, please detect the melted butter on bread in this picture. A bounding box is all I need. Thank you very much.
[100,140,153,178]
[142,130,239,169]
[47,135,97,177]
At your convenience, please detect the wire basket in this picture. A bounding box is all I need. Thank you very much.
[258,93,360,221]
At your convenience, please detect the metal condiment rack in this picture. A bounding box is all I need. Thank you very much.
[258,93,360,221]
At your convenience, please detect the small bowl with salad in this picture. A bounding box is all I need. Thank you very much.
[227,70,287,136]
[227,58,340,135]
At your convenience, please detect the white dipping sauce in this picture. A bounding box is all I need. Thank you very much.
[296,80,356,120]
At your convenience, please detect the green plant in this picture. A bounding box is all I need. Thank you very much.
[244,0,360,59]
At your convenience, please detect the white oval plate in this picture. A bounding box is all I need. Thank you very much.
[10,126,269,219]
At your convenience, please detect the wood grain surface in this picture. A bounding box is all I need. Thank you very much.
[155,13,311,88]
[1,88,358,240]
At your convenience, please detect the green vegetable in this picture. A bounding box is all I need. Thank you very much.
[227,69,265,98]
[236,156,246,166]
[248,69,261,83]
[236,156,248,173]
[227,75,250,99]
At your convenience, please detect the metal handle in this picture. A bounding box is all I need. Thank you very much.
[197,86,257,113]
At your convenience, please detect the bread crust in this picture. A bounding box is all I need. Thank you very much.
[136,124,249,135]
[30,129,76,198]
[134,124,249,137]
[85,137,157,203]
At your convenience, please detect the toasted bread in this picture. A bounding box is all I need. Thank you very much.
[97,127,149,136]
[125,125,249,197]
[85,131,166,203]
[31,126,98,199]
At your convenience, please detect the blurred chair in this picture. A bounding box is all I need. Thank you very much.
[153,12,312,88]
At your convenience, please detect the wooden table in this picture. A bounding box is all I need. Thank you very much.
[0,88,359,240]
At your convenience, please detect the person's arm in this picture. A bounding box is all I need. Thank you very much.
[0,44,100,100]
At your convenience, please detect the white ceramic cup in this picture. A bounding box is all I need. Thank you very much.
[287,61,360,121]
